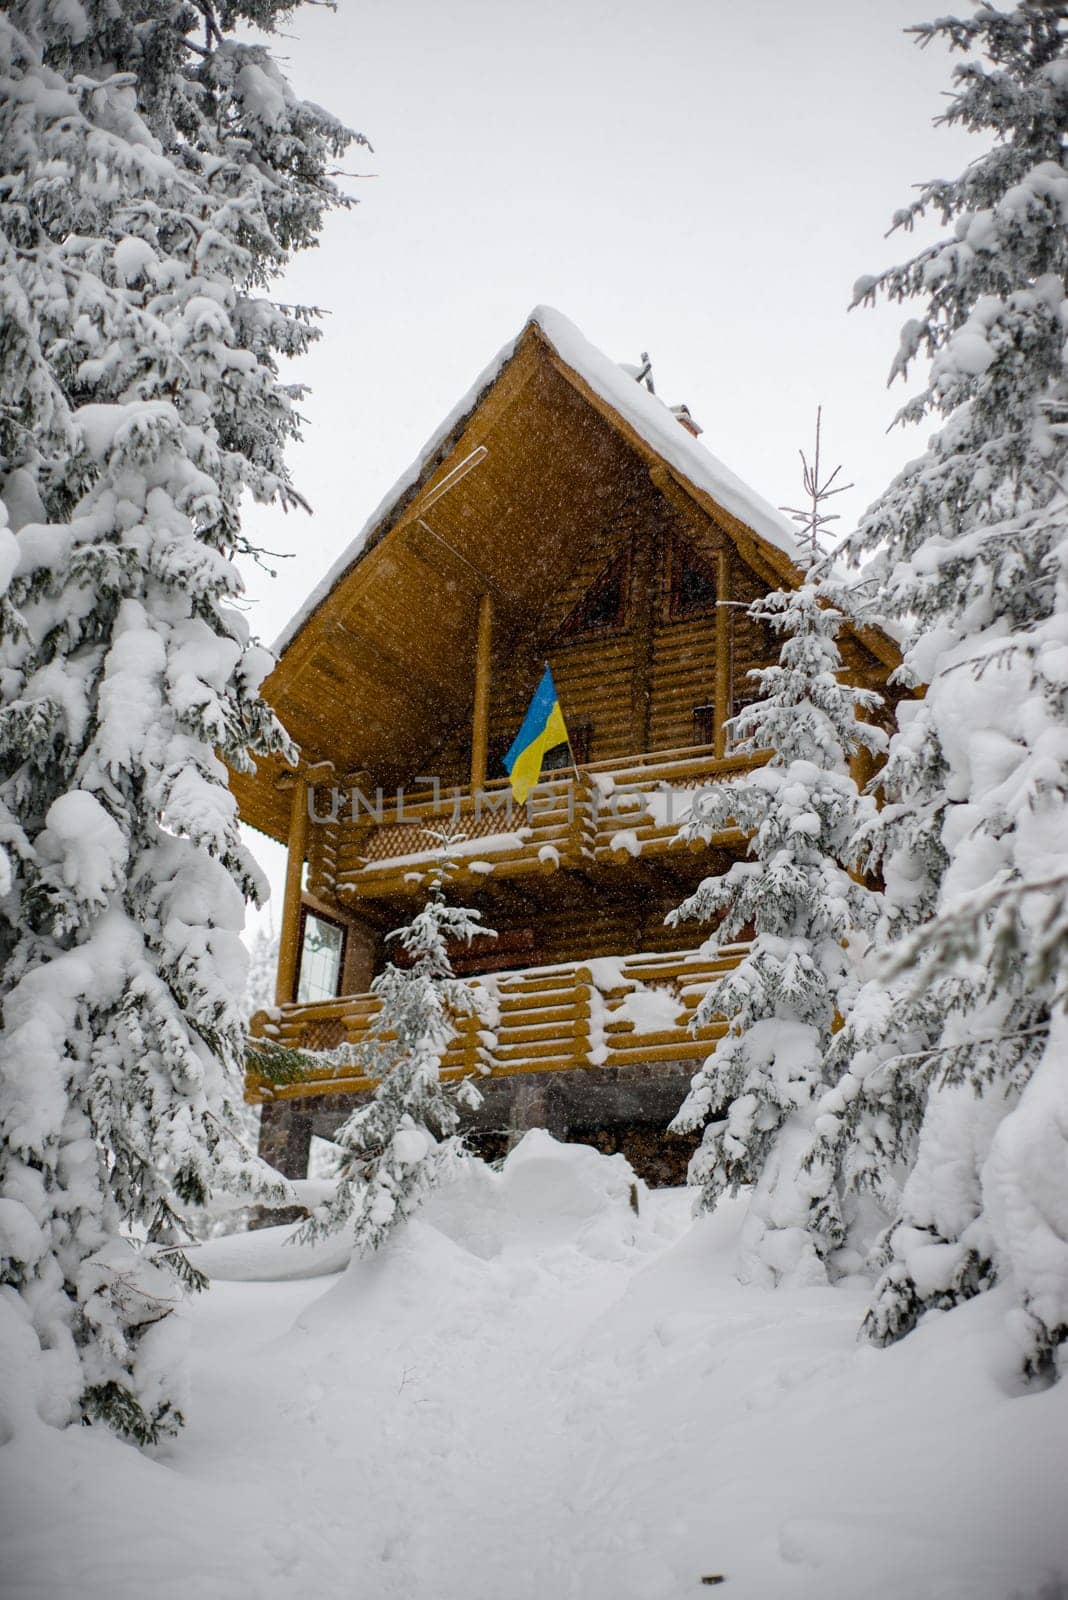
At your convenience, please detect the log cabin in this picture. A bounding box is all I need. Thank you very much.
[233,307,899,1184]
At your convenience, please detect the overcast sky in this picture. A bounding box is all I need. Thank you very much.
[240,0,980,927]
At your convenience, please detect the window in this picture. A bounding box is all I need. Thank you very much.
[668,536,718,620]
[692,703,715,747]
[296,910,347,1004]
[558,552,629,639]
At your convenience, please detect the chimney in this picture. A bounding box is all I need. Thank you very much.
[670,403,703,439]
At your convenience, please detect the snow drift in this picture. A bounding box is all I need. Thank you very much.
[2,1135,1066,1600]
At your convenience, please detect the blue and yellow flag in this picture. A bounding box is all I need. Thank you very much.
[504,665,570,803]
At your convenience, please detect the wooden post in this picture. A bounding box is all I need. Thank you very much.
[341,916,377,996]
[850,735,881,881]
[714,549,731,758]
[471,592,493,789]
[849,740,877,796]
[275,770,309,1007]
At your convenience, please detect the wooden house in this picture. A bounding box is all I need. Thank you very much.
[234,308,898,1183]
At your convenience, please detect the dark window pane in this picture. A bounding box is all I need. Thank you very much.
[678,560,717,613]
[669,536,718,619]
[559,554,629,638]
[692,704,715,746]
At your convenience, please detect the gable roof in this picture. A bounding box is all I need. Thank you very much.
[275,306,803,657]
[233,308,899,843]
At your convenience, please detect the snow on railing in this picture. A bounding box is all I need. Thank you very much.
[305,749,766,903]
[246,945,750,1103]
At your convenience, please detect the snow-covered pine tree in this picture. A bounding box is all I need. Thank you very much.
[0,1,358,1440]
[838,3,1068,1375]
[668,581,886,1285]
[232,923,279,1166]
[245,925,280,1017]
[306,836,495,1255]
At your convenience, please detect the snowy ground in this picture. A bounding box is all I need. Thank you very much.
[3,1133,1067,1600]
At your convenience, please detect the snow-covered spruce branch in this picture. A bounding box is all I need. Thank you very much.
[885,869,1068,985]
[865,1024,1053,1073]
[247,1035,348,1087]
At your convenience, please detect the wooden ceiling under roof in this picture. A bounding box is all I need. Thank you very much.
[231,323,899,844]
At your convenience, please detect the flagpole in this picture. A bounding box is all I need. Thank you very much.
[546,657,583,788]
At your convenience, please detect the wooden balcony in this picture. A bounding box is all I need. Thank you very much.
[247,944,748,1104]
[305,747,765,906]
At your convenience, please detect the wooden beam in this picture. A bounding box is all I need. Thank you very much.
[714,550,732,758]
[275,772,310,1007]
[406,519,505,605]
[732,529,794,594]
[471,592,494,789]
[648,463,720,548]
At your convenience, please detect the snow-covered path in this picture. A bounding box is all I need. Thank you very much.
[3,1135,1068,1600]
[181,1156,690,1600]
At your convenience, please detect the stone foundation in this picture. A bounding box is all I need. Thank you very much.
[259,1099,313,1179]
[257,1056,701,1189]
[568,1123,699,1188]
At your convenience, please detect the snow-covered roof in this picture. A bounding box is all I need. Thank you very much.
[274,306,804,656]
[532,306,800,555]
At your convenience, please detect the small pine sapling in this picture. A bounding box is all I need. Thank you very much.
[305,836,495,1253]
[778,406,855,562]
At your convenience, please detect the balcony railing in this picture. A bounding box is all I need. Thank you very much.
[247,944,748,1103]
[306,747,765,904]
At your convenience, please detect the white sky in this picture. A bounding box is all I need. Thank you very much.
[240,0,980,927]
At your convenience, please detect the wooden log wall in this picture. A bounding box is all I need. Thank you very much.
[422,477,770,786]
[292,469,896,999]
[294,477,788,992]
[728,558,776,706]
[648,612,716,753]
[482,887,708,971]
[425,541,638,781]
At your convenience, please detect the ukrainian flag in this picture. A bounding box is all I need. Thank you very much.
[504,665,570,803]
